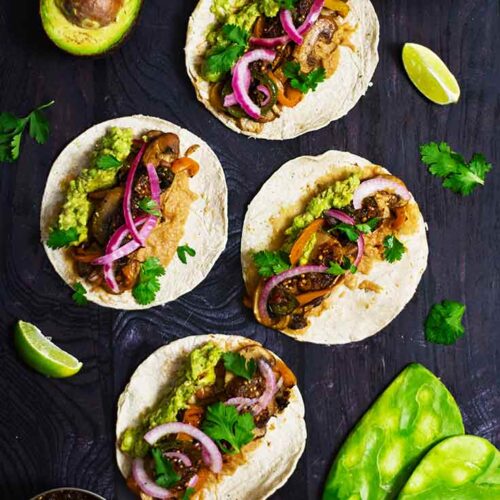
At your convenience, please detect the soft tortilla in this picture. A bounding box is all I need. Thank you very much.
[116,334,307,499]
[241,151,429,344]
[40,115,228,310]
[185,0,379,140]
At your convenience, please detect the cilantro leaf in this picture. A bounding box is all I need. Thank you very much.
[132,257,165,305]
[222,352,256,380]
[326,257,356,276]
[355,217,380,234]
[222,24,249,46]
[203,25,249,80]
[280,0,298,8]
[201,402,255,454]
[72,283,88,306]
[138,196,161,217]
[420,141,492,195]
[283,62,326,93]
[0,101,54,163]
[177,244,196,264]
[182,488,196,500]
[383,235,406,263]
[331,223,359,242]
[252,250,290,278]
[47,227,79,249]
[96,154,122,170]
[425,300,466,345]
[151,448,181,489]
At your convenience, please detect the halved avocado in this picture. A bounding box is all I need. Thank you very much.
[40,0,142,56]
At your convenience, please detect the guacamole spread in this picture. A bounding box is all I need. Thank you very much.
[203,0,281,82]
[120,342,223,457]
[57,127,133,244]
[285,175,360,241]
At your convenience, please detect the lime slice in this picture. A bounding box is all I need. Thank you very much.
[14,320,83,378]
[402,43,460,105]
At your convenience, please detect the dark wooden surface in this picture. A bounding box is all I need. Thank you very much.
[0,1,499,499]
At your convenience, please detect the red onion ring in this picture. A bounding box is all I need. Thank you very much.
[257,84,271,106]
[324,209,365,267]
[92,215,157,266]
[223,93,238,107]
[123,142,147,245]
[324,208,355,225]
[249,0,324,47]
[280,10,303,44]
[187,474,199,488]
[132,458,174,499]
[252,360,277,416]
[232,49,276,120]
[297,0,325,35]
[353,177,411,210]
[101,216,148,292]
[145,163,161,206]
[144,423,222,473]
[355,234,365,268]
[163,451,192,468]
[226,397,259,412]
[258,264,328,323]
[249,34,289,47]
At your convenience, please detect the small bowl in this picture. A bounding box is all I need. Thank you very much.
[30,487,106,500]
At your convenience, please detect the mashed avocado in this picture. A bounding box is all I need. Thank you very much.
[120,342,223,458]
[57,127,133,244]
[285,175,360,241]
[299,233,317,265]
[203,0,281,81]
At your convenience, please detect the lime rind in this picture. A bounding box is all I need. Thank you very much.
[402,43,460,105]
[15,320,82,378]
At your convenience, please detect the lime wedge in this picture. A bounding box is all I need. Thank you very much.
[402,43,460,105]
[14,320,83,378]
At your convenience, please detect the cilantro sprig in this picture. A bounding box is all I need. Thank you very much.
[327,257,357,276]
[330,217,380,242]
[425,300,466,345]
[47,227,79,249]
[420,142,492,195]
[177,244,196,264]
[132,257,165,305]
[72,283,88,306]
[253,250,290,278]
[138,197,161,217]
[0,101,54,163]
[279,0,298,8]
[283,62,326,93]
[96,154,122,170]
[182,488,195,500]
[201,402,255,455]
[223,352,256,380]
[383,235,406,263]
[203,25,250,81]
[151,448,181,489]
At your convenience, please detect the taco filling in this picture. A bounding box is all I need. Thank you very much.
[202,0,356,133]
[250,171,419,331]
[118,341,297,499]
[46,127,200,305]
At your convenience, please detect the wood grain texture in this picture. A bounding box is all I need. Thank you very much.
[0,0,499,499]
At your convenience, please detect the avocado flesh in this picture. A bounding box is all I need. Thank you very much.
[40,0,142,56]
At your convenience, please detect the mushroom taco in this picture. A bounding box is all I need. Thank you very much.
[116,334,306,499]
[41,115,227,309]
[241,151,428,344]
[186,0,379,139]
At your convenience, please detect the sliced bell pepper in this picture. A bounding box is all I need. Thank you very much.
[289,218,324,266]
[171,157,200,177]
[296,287,332,306]
[269,72,303,108]
[324,0,350,17]
[178,404,204,441]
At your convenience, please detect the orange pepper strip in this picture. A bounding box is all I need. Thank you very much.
[177,405,204,441]
[392,207,407,230]
[269,72,303,108]
[324,0,350,17]
[289,218,325,266]
[171,157,200,177]
[296,288,332,306]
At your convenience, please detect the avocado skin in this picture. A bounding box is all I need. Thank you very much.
[40,0,143,57]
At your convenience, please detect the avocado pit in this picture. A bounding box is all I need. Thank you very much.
[58,0,124,28]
